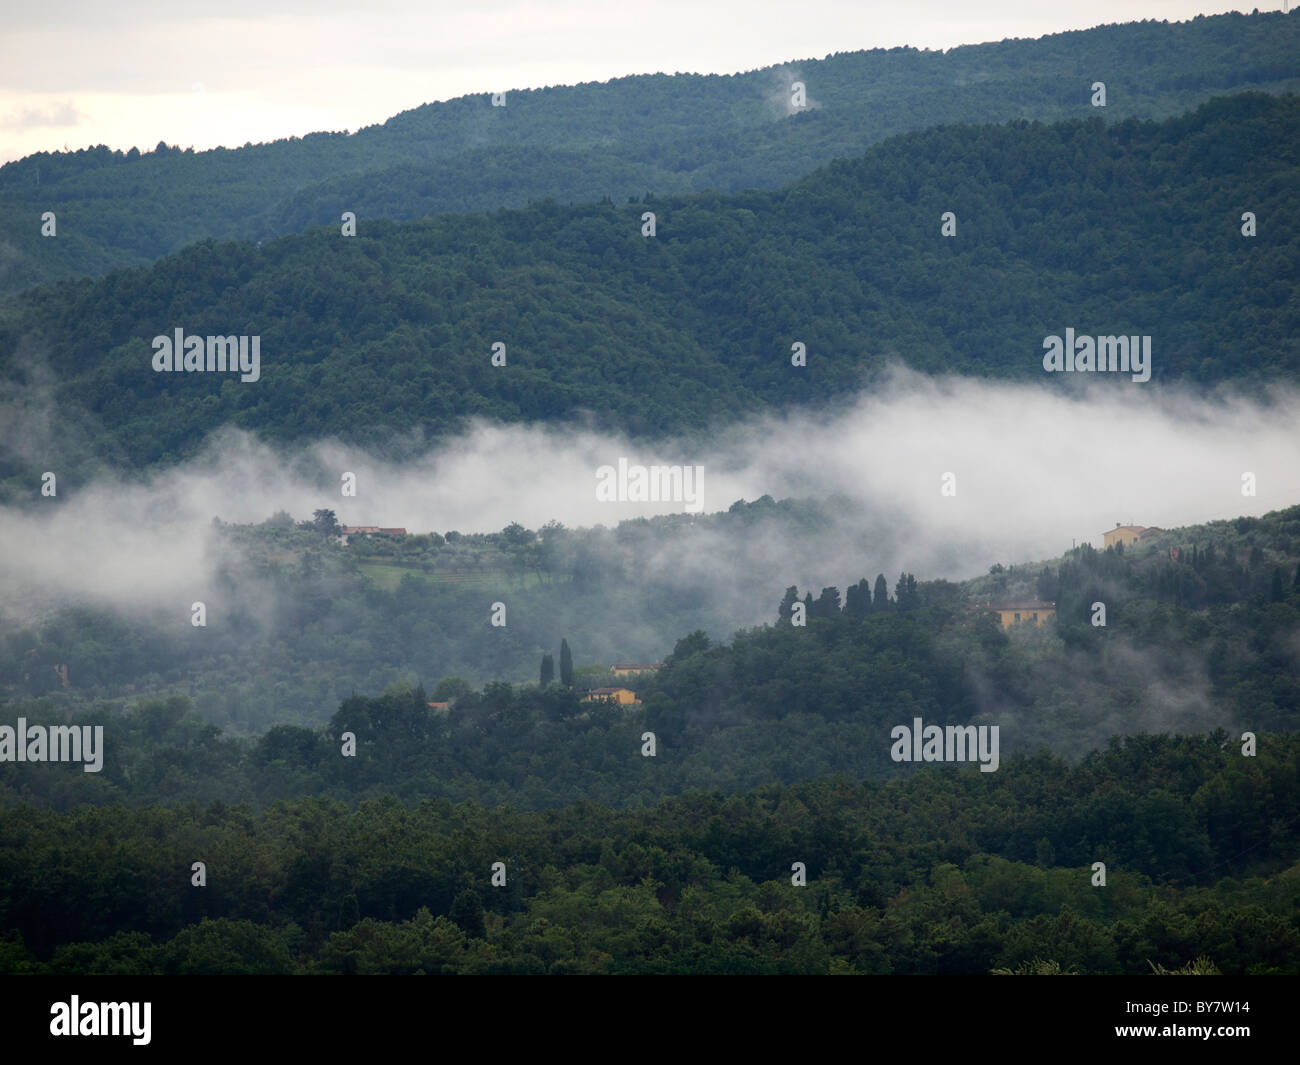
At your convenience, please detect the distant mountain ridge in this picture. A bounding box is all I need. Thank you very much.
[1,9,1298,297]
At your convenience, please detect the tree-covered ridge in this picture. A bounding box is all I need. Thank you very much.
[5,498,1299,726]
[3,503,1297,811]
[1,738,1298,974]
[2,91,1297,493]
[1,10,1297,297]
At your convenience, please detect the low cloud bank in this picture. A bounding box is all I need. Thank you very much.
[2,367,1298,621]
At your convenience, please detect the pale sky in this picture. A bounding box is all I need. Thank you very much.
[0,1,1285,164]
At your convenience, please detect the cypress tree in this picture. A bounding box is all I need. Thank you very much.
[559,639,573,688]
[896,572,918,609]
[873,573,889,610]
[844,578,871,617]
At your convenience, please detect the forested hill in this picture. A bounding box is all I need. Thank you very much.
[2,92,1296,490]
[3,740,1299,974]
[1,10,1298,296]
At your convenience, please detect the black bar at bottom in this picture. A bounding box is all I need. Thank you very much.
[0,974,1290,1053]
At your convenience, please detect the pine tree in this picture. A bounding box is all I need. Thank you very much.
[778,586,799,622]
[449,889,487,939]
[559,639,573,688]
[338,892,359,931]
[1036,566,1055,602]
[311,508,340,536]
[815,586,841,617]
[540,654,554,687]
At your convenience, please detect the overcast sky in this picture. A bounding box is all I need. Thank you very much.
[0,2,1281,164]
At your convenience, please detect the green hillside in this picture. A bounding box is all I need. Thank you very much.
[2,91,1297,497]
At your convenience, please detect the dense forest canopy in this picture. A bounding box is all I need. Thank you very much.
[3,12,1299,980]
[2,737,1298,974]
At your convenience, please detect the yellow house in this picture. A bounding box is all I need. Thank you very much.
[610,663,662,678]
[581,686,640,706]
[984,601,1056,629]
[1103,524,1146,549]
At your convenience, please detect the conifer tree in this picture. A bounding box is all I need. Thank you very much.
[815,587,842,617]
[778,586,799,622]
[844,578,871,617]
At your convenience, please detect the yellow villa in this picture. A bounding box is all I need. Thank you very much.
[982,601,1056,629]
[1102,523,1165,549]
[1103,524,1144,549]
